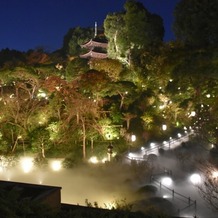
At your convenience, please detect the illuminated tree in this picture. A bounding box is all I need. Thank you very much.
[65,58,89,81]
[124,0,164,48]
[0,81,46,153]
[104,0,164,64]
[78,69,111,103]
[59,82,103,159]
[122,112,136,130]
[89,58,123,82]
[29,126,50,159]
[104,81,137,110]
[104,12,127,62]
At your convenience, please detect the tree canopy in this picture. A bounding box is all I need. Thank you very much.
[104,0,164,64]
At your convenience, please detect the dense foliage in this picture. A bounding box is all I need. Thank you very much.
[0,0,217,170]
[104,0,164,64]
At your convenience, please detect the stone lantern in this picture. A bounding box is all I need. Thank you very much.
[107,143,113,162]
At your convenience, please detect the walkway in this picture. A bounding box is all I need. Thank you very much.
[124,130,194,163]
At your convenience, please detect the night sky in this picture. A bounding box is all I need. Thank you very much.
[0,0,181,52]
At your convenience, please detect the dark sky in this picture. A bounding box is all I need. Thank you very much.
[0,0,180,52]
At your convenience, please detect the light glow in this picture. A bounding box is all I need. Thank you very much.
[20,157,34,173]
[89,156,99,164]
[51,160,62,171]
[161,177,173,186]
[190,173,201,185]
[131,135,136,142]
[212,171,218,178]
[162,124,167,131]
[150,142,155,148]
[177,133,182,138]
[101,157,107,163]
[189,111,196,117]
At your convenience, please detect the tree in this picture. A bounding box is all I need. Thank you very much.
[173,0,218,47]
[60,82,103,159]
[197,161,218,211]
[29,126,50,159]
[104,0,164,64]
[62,27,94,57]
[105,81,138,110]
[0,48,26,69]
[65,58,89,81]
[124,0,164,48]
[0,78,46,153]
[78,69,111,103]
[104,12,126,61]
[26,48,51,65]
[89,58,123,82]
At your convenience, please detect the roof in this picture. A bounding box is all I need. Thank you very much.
[80,50,108,59]
[81,39,108,49]
[0,180,61,201]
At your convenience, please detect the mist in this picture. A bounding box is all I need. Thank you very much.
[0,161,139,207]
[0,141,217,218]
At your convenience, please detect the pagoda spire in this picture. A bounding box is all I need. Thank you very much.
[94,22,97,38]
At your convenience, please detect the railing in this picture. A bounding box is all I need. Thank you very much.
[144,133,192,155]
[124,131,195,162]
[151,170,197,216]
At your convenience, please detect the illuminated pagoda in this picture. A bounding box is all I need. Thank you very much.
[80,22,108,59]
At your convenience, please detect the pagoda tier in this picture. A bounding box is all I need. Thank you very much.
[79,50,108,59]
[81,39,108,49]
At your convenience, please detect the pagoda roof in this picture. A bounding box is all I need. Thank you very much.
[80,50,108,59]
[81,39,108,49]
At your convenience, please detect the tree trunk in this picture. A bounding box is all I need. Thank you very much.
[81,117,86,159]
[41,143,45,158]
[11,136,19,153]
[91,138,94,151]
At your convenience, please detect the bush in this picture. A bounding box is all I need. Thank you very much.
[158,148,165,155]
[136,185,158,196]
[33,156,48,168]
[62,152,82,168]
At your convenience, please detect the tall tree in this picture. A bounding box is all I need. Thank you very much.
[60,82,103,159]
[104,0,164,64]
[104,12,127,62]
[124,0,164,48]
[62,27,94,57]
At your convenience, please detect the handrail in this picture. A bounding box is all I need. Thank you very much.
[125,131,194,162]
[151,176,197,216]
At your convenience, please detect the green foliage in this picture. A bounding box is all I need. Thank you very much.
[89,58,123,81]
[29,126,51,154]
[104,12,127,60]
[0,0,218,168]
[65,58,89,81]
[124,0,164,48]
[78,69,111,97]
[104,0,164,63]
[62,27,94,56]
[62,150,83,168]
